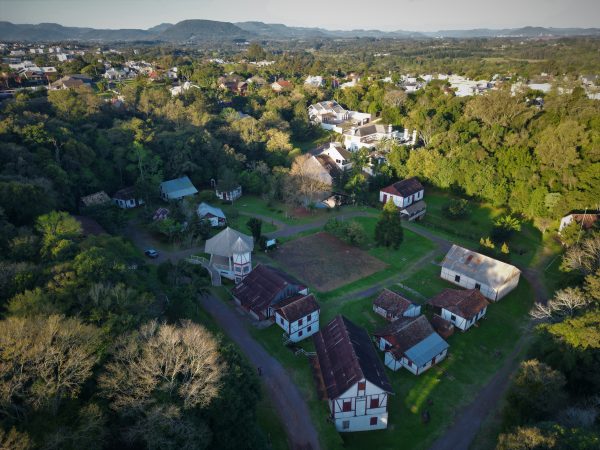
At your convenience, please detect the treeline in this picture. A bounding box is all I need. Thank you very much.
[496,230,600,449]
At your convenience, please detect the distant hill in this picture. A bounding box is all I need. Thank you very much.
[0,20,598,42]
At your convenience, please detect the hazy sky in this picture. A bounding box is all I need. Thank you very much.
[1,0,599,31]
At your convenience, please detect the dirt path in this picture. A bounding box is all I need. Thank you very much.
[199,294,320,450]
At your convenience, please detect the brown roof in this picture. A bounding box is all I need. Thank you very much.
[373,316,434,356]
[568,213,599,230]
[80,191,111,207]
[313,315,393,399]
[381,177,424,198]
[275,294,319,323]
[231,264,305,318]
[428,289,489,320]
[315,154,342,178]
[373,289,415,317]
[430,314,455,339]
[113,186,136,201]
[275,79,292,88]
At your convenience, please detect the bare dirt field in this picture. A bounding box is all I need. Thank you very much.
[271,232,387,292]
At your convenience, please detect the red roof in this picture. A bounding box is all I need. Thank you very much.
[428,289,489,320]
[373,289,415,318]
[381,177,424,198]
[274,294,319,323]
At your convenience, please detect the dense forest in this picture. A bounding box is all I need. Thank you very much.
[1,37,599,449]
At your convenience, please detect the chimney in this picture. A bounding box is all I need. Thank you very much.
[387,124,393,134]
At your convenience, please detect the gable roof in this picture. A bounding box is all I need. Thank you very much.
[380,177,424,198]
[428,288,489,320]
[160,176,198,198]
[313,315,393,399]
[314,154,342,178]
[441,245,521,289]
[80,191,111,207]
[113,186,137,201]
[430,314,455,339]
[231,264,304,316]
[275,293,319,323]
[205,227,253,257]
[373,289,416,317]
[197,202,226,220]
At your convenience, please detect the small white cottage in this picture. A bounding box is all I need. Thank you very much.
[372,289,421,321]
[112,187,144,209]
[204,227,253,283]
[215,185,242,202]
[440,245,521,301]
[197,202,226,227]
[379,177,426,220]
[274,294,320,342]
[313,315,393,432]
[428,288,489,331]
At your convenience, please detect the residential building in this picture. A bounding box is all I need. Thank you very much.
[215,185,242,202]
[49,74,93,90]
[232,264,307,319]
[271,79,293,92]
[372,289,421,321]
[428,288,489,331]
[197,202,226,227]
[274,293,320,342]
[205,227,253,283]
[112,187,144,209]
[159,176,198,201]
[559,211,600,233]
[440,245,521,301]
[373,315,449,374]
[379,177,426,220]
[310,142,353,171]
[313,315,393,432]
[343,123,402,151]
[308,101,371,132]
[305,75,325,87]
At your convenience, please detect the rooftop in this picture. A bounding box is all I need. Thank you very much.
[205,227,253,257]
[381,177,424,198]
[428,288,489,320]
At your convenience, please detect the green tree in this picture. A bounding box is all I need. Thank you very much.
[246,217,262,242]
[375,200,404,249]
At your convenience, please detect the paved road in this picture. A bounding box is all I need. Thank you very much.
[199,295,321,450]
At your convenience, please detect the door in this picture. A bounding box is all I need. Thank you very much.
[382,194,387,204]
[355,398,366,416]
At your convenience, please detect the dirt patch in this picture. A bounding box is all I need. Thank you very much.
[271,232,387,292]
[290,207,312,218]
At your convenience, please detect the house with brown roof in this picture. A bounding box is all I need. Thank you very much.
[559,211,599,233]
[271,79,293,92]
[313,315,393,432]
[372,289,421,321]
[441,245,521,301]
[310,142,353,171]
[232,264,308,320]
[373,315,449,374]
[428,288,489,331]
[274,293,320,342]
[379,177,426,221]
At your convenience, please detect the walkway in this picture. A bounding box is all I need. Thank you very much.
[199,294,320,450]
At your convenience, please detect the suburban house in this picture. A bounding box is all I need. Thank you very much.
[379,177,427,221]
[296,154,340,190]
[159,176,198,201]
[343,123,401,151]
[559,211,600,233]
[271,79,293,92]
[49,74,92,90]
[274,293,320,342]
[80,191,111,208]
[428,288,490,331]
[215,184,242,202]
[112,187,144,209]
[305,75,325,87]
[372,289,421,321]
[218,75,248,95]
[308,101,371,132]
[197,202,226,227]
[205,227,253,283]
[440,245,521,301]
[310,142,353,171]
[313,315,393,432]
[373,315,449,374]
[231,264,308,320]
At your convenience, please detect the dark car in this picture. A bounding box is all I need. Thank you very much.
[144,249,159,258]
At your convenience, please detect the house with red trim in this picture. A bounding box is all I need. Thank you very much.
[273,293,320,342]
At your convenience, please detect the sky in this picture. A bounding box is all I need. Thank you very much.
[1,0,599,31]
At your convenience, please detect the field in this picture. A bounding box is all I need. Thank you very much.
[271,232,387,291]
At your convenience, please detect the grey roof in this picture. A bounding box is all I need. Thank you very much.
[310,100,347,115]
[442,245,521,289]
[197,202,226,219]
[205,227,253,257]
[160,176,198,199]
[404,333,449,367]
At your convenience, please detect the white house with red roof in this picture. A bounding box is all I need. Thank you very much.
[380,177,426,220]
[274,293,320,342]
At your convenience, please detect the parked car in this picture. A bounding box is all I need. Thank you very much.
[144,249,159,258]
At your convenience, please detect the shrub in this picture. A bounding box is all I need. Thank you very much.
[442,199,470,219]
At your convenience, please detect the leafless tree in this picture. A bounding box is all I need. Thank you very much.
[0,427,32,450]
[99,320,225,413]
[0,315,101,420]
[285,154,331,205]
[530,287,591,321]
[561,233,600,275]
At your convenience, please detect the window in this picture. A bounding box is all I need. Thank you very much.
[475,283,481,290]
[307,314,311,321]
[455,275,461,282]
[358,381,366,393]
[243,266,250,273]
[370,398,379,409]
[298,330,303,337]
[370,417,378,426]
[450,314,456,322]
[235,266,242,273]
[280,318,284,325]
[298,319,303,326]
[342,400,352,412]
[307,326,312,332]
[407,360,413,367]
[342,421,350,430]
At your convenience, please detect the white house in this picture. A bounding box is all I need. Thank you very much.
[343,123,402,151]
[440,245,521,301]
[305,75,325,87]
[558,211,599,233]
[373,315,449,374]
[112,187,144,209]
[313,315,393,432]
[311,142,353,171]
[232,264,308,320]
[159,176,198,201]
[197,202,226,227]
[308,101,371,132]
[428,288,489,331]
[215,185,242,202]
[205,227,253,283]
[379,177,426,220]
[372,289,421,321]
[274,293,320,342]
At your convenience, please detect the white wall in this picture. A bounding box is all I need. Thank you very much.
[276,310,320,342]
[440,306,486,331]
[330,380,389,432]
[440,267,498,300]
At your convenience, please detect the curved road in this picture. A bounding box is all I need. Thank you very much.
[199,294,320,450]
